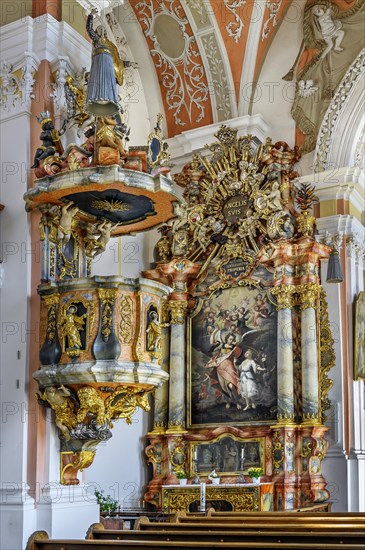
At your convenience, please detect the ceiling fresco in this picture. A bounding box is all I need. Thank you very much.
[73,0,365,152]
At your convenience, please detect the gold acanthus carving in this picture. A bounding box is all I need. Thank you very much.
[169,301,188,325]
[98,288,118,341]
[42,294,60,308]
[42,294,60,343]
[98,288,119,302]
[146,445,162,465]
[163,487,259,513]
[296,211,316,237]
[297,283,321,310]
[160,300,170,327]
[271,285,296,310]
[119,295,133,343]
[318,289,335,424]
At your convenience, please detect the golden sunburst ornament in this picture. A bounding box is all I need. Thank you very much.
[91,199,131,212]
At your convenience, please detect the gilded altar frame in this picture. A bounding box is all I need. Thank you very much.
[190,434,265,476]
[187,283,277,428]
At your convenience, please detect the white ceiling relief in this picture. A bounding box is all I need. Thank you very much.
[223,0,246,43]
[262,0,283,41]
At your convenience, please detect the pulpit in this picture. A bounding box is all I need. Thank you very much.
[161,483,274,513]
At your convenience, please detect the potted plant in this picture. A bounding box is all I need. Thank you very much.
[247,467,264,484]
[208,469,220,485]
[175,470,188,485]
[94,489,120,515]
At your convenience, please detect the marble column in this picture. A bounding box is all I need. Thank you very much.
[272,286,295,423]
[299,284,320,424]
[152,304,170,433]
[166,301,188,433]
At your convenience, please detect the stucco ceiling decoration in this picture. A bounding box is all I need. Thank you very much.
[132,0,213,135]
[184,0,235,122]
[223,0,246,43]
[261,0,283,40]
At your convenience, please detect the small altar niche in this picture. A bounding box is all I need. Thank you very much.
[143,128,334,511]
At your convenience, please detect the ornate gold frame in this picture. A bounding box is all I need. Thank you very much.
[190,434,265,476]
[354,291,365,381]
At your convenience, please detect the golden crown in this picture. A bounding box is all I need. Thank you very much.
[36,110,52,126]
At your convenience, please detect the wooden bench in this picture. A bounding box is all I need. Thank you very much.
[87,523,365,544]
[171,512,365,526]
[135,517,365,532]
[26,530,365,550]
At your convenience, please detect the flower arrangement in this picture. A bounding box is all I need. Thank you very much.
[208,469,219,479]
[247,467,264,479]
[94,489,119,513]
[175,470,187,479]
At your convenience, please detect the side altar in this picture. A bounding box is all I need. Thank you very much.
[162,483,274,513]
[143,127,336,511]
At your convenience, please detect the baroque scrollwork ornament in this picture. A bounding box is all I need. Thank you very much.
[164,129,300,286]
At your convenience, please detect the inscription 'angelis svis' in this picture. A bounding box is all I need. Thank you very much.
[222,194,250,222]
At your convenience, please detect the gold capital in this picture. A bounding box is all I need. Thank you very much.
[271,285,296,310]
[42,293,60,308]
[297,283,321,310]
[169,300,188,325]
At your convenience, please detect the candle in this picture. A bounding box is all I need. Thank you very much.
[241,447,245,459]
[194,448,197,460]
[200,482,206,513]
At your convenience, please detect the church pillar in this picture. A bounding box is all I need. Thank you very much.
[272,285,295,423]
[166,300,188,433]
[152,302,170,433]
[298,283,321,424]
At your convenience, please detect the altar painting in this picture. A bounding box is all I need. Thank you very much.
[189,286,277,427]
[191,436,264,475]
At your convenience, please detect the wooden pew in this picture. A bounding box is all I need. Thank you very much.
[135,516,365,532]
[173,511,365,525]
[26,530,365,550]
[87,523,365,544]
[206,510,363,518]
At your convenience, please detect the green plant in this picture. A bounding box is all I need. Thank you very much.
[247,467,264,479]
[175,470,187,479]
[94,489,119,513]
[208,469,219,479]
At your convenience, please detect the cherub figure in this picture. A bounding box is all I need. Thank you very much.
[312,4,344,59]
[97,220,118,253]
[86,220,118,257]
[266,181,282,211]
[58,202,79,245]
[171,202,189,233]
